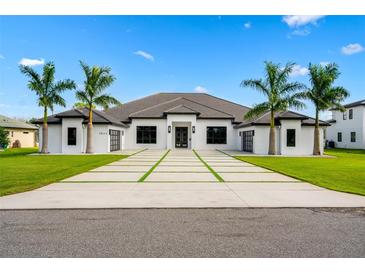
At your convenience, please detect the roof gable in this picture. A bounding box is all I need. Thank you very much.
[164,104,200,114]
[128,96,234,119]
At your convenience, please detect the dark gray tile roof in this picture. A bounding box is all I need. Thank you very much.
[105,93,250,123]
[0,114,38,130]
[33,108,128,127]
[234,110,330,128]
[128,96,234,119]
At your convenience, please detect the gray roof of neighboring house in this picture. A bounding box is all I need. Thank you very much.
[234,110,330,128]
[0,114,38,130]
[105,93,250,123]
[343,99,365,108]
[330,99,365,110]
[33,108,128,128]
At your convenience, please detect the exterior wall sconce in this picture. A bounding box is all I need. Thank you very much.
[168,125,171,133]
[192,126,195,134]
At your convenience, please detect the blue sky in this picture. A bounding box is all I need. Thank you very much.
[0,15,364,119]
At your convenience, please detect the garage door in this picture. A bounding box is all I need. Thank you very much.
[109,130,121,152]
[242,130,254,152]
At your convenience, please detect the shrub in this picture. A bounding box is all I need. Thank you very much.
[0,127,10,149]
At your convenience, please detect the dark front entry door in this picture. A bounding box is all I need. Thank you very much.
[109,129,121,151]
[242,130,254,152]
[175,127,188,148]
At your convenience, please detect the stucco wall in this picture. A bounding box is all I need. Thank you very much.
[39,125,62,153]
[326,106,365,149]
[238,123,324,155]
[7,128,36,148]
[124,118,167,149]
[194,119,239,150]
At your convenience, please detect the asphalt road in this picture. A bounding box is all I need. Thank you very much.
[1,208,365,257]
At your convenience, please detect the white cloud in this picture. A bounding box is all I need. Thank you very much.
[194,86,209,93]
[290,29,310,36]
[18,58,45,66]
[0,54,5,59]
[133,50,154,61]
[282,15,325,28]
[289,64,309,77]
[341,43,365,55]
[244,22,251,29]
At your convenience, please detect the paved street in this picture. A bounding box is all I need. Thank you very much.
[1,208,365,257]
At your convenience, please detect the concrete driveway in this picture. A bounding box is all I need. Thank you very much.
[1,149,365,209]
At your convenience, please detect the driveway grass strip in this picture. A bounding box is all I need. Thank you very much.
[138,150,171,182]
[193,150,224,182]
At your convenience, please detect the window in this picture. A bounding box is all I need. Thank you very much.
[67,127,77,146]
[349,109,353,120]
[351,132,356,143]
[286,129,296,147]
[23,132,29,134]
[137,126,156,144]
[337,132,342,142]
[207,127,227,144]
[343,111,347,120]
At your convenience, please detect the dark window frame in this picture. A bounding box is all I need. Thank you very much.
[351,132,356,143]
[67,127,77,146]
[109,129,121,151]
[337,132,342,142]
[286,129,296,147]
[136,126,157,144]
[349,109,353,120]
[206,127,227,144]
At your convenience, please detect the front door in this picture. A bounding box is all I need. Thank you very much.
[175,127,188,148]
[109,129,121,151]
[241,130,254,152]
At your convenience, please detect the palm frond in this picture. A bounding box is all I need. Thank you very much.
[244,102,270,120]
[94,94,121,110]
[241,79,269,97]
[75,90,91,105]
[53,79,76,93]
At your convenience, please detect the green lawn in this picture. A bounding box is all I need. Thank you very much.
[0,148,127,196]
[236,148,365,196]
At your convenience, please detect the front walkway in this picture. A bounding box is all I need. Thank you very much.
[1,149,365,209]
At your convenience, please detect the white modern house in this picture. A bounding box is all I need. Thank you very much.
[326,99,365,149]
[34,92,328,155]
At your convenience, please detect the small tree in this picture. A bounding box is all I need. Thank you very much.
[0,127,10,149]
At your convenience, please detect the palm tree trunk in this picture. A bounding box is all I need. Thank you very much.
[41,107,48,154]
[268,110,276,155]
[313,109,321,155]
[85,108,93,153]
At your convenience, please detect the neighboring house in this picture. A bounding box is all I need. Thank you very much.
[33,93,328,155]
[0,114,38,148]
[326,99,365,149]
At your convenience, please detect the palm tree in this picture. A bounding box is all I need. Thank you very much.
[20,62,76,153]
[304,63,349,155]
[241,61,306,155]
[77,61,121,153]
